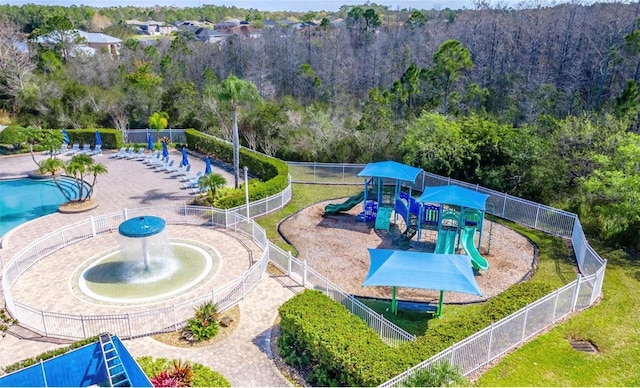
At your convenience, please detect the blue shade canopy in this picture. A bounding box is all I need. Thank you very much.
[417,185,490,211]
[363,249,482,296]
[181,147,189,167]
[61,129,70,144]
[94,130,102,146]
[118,216,166,238]
[162,141,169,158]
[147,133,154,150]
[357,161,423,184]
[204,156,212,175]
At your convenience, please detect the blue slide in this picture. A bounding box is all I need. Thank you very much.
[461,226,489,271]
[435,229,457,254]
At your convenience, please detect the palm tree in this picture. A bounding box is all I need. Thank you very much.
[39,154,108,203]
[198,173,227,199]
[39,157,72,201]
[216,75,260,188]
[148,111,169,145]
[65,154,108,201]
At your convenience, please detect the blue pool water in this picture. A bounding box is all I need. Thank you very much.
[0,177,81,238]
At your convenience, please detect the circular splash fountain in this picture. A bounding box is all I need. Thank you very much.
[77,216,214,303]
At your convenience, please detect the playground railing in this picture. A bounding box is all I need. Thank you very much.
[268,251,416,346]
[285,161,607,385]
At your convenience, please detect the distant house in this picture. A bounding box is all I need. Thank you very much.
[31,30,121,56]
[126,19,175,35]
[195,27,229,43]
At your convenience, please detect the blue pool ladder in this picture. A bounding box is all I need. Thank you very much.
[99,333,131,387]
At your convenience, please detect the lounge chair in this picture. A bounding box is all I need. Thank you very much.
[156,159,175,172]
[171,164,191,177]
[149,156,168,168]
[65,143,80,156]
[182,178,201,189]
[77,143,91,155]
[142,151,161,164]
[126,148,144,160]
[180,170,203,182]
[165,162,184,174]
[110,147,126,158]
[117,147,135,159]
[191,186,207,195]
[88,144,102,156]
[43,143,68,155]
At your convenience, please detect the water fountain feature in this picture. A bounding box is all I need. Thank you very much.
[77,216,214,303]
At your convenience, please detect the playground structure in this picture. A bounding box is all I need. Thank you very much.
[324,161,493,316]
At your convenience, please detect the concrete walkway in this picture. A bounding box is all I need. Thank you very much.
[0,151,300,386]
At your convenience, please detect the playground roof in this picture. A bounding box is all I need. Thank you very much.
[417,185,490,211]
[363,249,482,296]
[356,161,423,184]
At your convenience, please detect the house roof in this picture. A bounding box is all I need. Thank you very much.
[363,249,482,296]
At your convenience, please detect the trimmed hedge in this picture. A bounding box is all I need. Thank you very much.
[279,283,555,385]
[278,290,396,386]
[185,129,289,209]
[65,128,123,150]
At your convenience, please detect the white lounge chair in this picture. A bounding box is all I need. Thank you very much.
[171,164,191,177]
[110,147,126,158]
[126,148,144,160]
[117,147,135,159]
[88,144,102,156]
[180,170,203,182]
[191,186,207,195]
[156,159,175,172]
[182,178,201,189]
[142,151,161,164]
[65,143,80,156]
[77,143,91,154]
[149,156,168,167]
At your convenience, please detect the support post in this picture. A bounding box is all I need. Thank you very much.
[244,166,250,219]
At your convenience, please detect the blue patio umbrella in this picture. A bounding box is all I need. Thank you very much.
[204,156,212,175]
[62,129,70,144]
[181,147,189,167]
[147,133,154,151]
[162,141,169,158]
[94,130,102,146]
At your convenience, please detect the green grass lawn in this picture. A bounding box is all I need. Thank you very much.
[476,242,640,386]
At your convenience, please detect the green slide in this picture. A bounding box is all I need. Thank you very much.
[435,229,457,254]
[461,226,489,271]
[324,191,365,214]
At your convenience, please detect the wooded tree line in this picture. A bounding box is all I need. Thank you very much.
[1,3,640,248]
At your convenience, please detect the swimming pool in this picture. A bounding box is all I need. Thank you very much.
[0,177,81,238]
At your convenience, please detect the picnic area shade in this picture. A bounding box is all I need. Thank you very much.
[204,156,211,175]
[62,129,70,144]
[417,185,490,211]
[94,130,102,146]
[363,248,482,316]
[356,161,423,184]
[181,147,189,167]
[147,133,154,150]
[162,141,168,158]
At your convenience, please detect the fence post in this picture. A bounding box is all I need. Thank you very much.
[123,208,128,221]
[173,305,178,331]
[81,314,86,338]
[571,275,582,312]
[521,308,529,342]
[313,162,316,183]
[534,206,540,230]
[90,216,97,237]
[502,195,507,218]
[552,289,560,321]
[487,322,494,363]
[127,313,132,338]
[42,310,48,337]
[302,260,307,288]
[287,252,292,276]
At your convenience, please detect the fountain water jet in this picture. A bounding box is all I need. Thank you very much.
[77,216,214,303]
[118,216,166,270]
